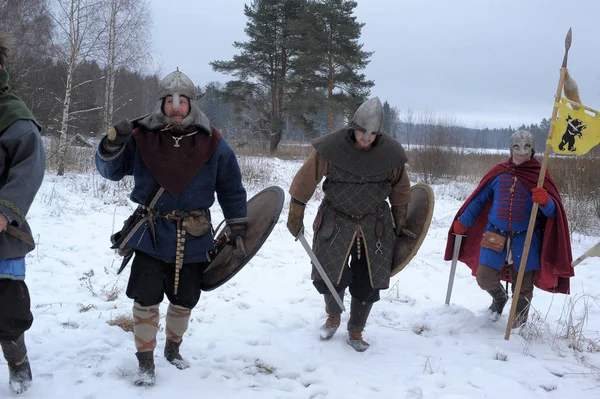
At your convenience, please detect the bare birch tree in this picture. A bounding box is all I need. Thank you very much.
[100,0,151,135]
[48,0,106,175]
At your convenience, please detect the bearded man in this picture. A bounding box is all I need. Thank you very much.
[286,97,411,352]
[96,69,247,386]
[445,130,573,328]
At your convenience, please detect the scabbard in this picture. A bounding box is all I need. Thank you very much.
[4,225,35,247]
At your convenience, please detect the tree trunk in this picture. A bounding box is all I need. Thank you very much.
[327,57,334,131]
[102,68,110,135]
[107,3,116,128]
[101,1,117,136]
[269,128,283,154]
[57,56,75,176]
[57,1,80,176]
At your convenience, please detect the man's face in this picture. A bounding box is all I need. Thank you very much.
[354,130,376,150]
[512,142,531,165]
[163,95,190,123]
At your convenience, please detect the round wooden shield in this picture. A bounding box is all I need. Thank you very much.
[201,185,284,291]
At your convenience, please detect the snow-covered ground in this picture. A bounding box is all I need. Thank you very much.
[4,156,600,399]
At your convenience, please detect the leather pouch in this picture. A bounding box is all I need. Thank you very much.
[480,231,506,252]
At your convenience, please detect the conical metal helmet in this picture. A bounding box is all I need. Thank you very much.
[510,129,535,158]
[351,97,384,140]
[158,68,197,108]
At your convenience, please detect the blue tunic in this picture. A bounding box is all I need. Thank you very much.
[458,173,556,272]
[95,134,247,263]
[0,258,25,280]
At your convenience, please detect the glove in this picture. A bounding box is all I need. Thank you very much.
[228,223,247,245]
[107,119,132,146]
[453,219,468,235]
[392,204,408,237]
[287,198,305,237]
[531,187,550,206]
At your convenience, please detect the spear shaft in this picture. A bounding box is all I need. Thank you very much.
[504,28,572,340]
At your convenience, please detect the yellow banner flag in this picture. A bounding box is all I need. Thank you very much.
[549,98,600,155]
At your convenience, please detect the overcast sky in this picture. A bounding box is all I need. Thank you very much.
[150,0,600,129]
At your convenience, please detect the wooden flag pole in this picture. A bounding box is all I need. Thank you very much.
[504,28,572,340]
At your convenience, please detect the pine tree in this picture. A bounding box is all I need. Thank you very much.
[290,0,374,132]
[383,100,392,133]
[210,0,305,153]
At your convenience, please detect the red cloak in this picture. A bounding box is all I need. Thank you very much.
[443,158,574,294]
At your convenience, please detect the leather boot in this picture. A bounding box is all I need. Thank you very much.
[164,340,189,370]
[512,296,530,329]
[486,285,508,322]
[319,292,344,340]
[164,303,191,370]
[134,351,155,387]
[347,298,373,352]
[1,334,32,395]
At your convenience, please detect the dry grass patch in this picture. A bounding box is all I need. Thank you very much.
[78,304,98,313]
[230,139,312,160]
[408,146,600,235]
[553,293,600,353]
[43,138,97,174]
[238,157,275,186]
[43,137,600,234]
[107,314,134,333]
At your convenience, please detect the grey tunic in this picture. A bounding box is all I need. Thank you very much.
[313,164,397,289]
[0,120,46,259]
[289,128,410,289]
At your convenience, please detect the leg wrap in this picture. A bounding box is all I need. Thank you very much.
[513,297,531,328]
[165,303,191,343]
[324,291,344,316]
[347,297,373,333]
[1,333,27,364]
[487,285,509,314]
[133,302,159,353]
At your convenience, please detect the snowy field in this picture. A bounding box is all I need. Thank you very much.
[4,156,600,399]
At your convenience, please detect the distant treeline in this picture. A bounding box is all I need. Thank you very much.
[1,0,577,158]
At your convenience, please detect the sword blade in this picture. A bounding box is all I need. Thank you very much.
[572,240,600,267]
[296,230,346,312]
[445,233,464,305]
